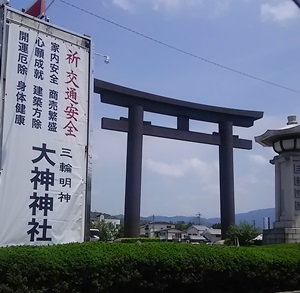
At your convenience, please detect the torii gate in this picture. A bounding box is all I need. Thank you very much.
[94,79,263,239]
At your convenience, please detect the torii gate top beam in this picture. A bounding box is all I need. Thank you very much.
[94,79,263,128]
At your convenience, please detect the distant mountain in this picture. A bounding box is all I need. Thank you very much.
[208,208,275,229]
[140,215,213,227]
[109,208,275,229]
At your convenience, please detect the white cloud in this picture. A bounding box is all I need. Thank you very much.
[152,0,203,12]
[144,157,215,179]
[145,159,185,177]
[261,1,298,23]
[248,154,269,166]
[110,0,204,12]
[109,0,231,16]
[112,0,136,12]
[207,0,231,18]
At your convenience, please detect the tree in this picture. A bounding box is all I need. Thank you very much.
[211,223,221,229]
[226,221,261,246]
[92,220,119,242]
[175,221,188,231]
[187,222,194,228]
[115,222,124,239]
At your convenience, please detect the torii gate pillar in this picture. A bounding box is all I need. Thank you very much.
[219,121,235,239]
[124,105,144,237]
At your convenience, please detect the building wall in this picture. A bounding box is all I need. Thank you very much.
[186,225,208,237]
[156,229,186,242]
[104,219,120,229]
[142,222,175,238]
[202,229,221,243]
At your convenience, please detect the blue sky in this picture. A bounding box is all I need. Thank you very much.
[9,0,300,218]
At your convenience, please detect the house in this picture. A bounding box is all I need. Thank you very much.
[202,228,222,243]
[184,225,222,243]
[155,228,187,242]
[91,213,121,230]
[186,225,209,237]
[140,222,175,238]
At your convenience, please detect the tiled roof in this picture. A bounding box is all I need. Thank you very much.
[191,225,209,231]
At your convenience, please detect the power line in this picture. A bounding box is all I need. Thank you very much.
[46,0,56,12]
[58,0,300,94]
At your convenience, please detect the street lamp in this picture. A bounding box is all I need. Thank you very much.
[255,115,300,154]
[271,116,300,153]
[94,52,110,64]
[255,115,300,244]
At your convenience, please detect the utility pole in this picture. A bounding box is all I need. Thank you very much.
[196,212,201,225]
[152,214,155,238]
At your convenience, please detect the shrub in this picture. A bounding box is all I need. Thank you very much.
[0,242,299,292]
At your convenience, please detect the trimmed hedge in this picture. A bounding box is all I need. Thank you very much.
[114,237,160,243]
[0,242,299,292]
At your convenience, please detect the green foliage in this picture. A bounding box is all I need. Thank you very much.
[0,242,300,292]
[187,222,193,228]
[115,222,124,239]
[175,221,188,231]
[226,220,261,246]
[115,237,160,243]
[92,220,119,241]
[211,223,221,229]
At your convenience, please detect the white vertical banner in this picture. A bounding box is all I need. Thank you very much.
[0,19,90,246]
